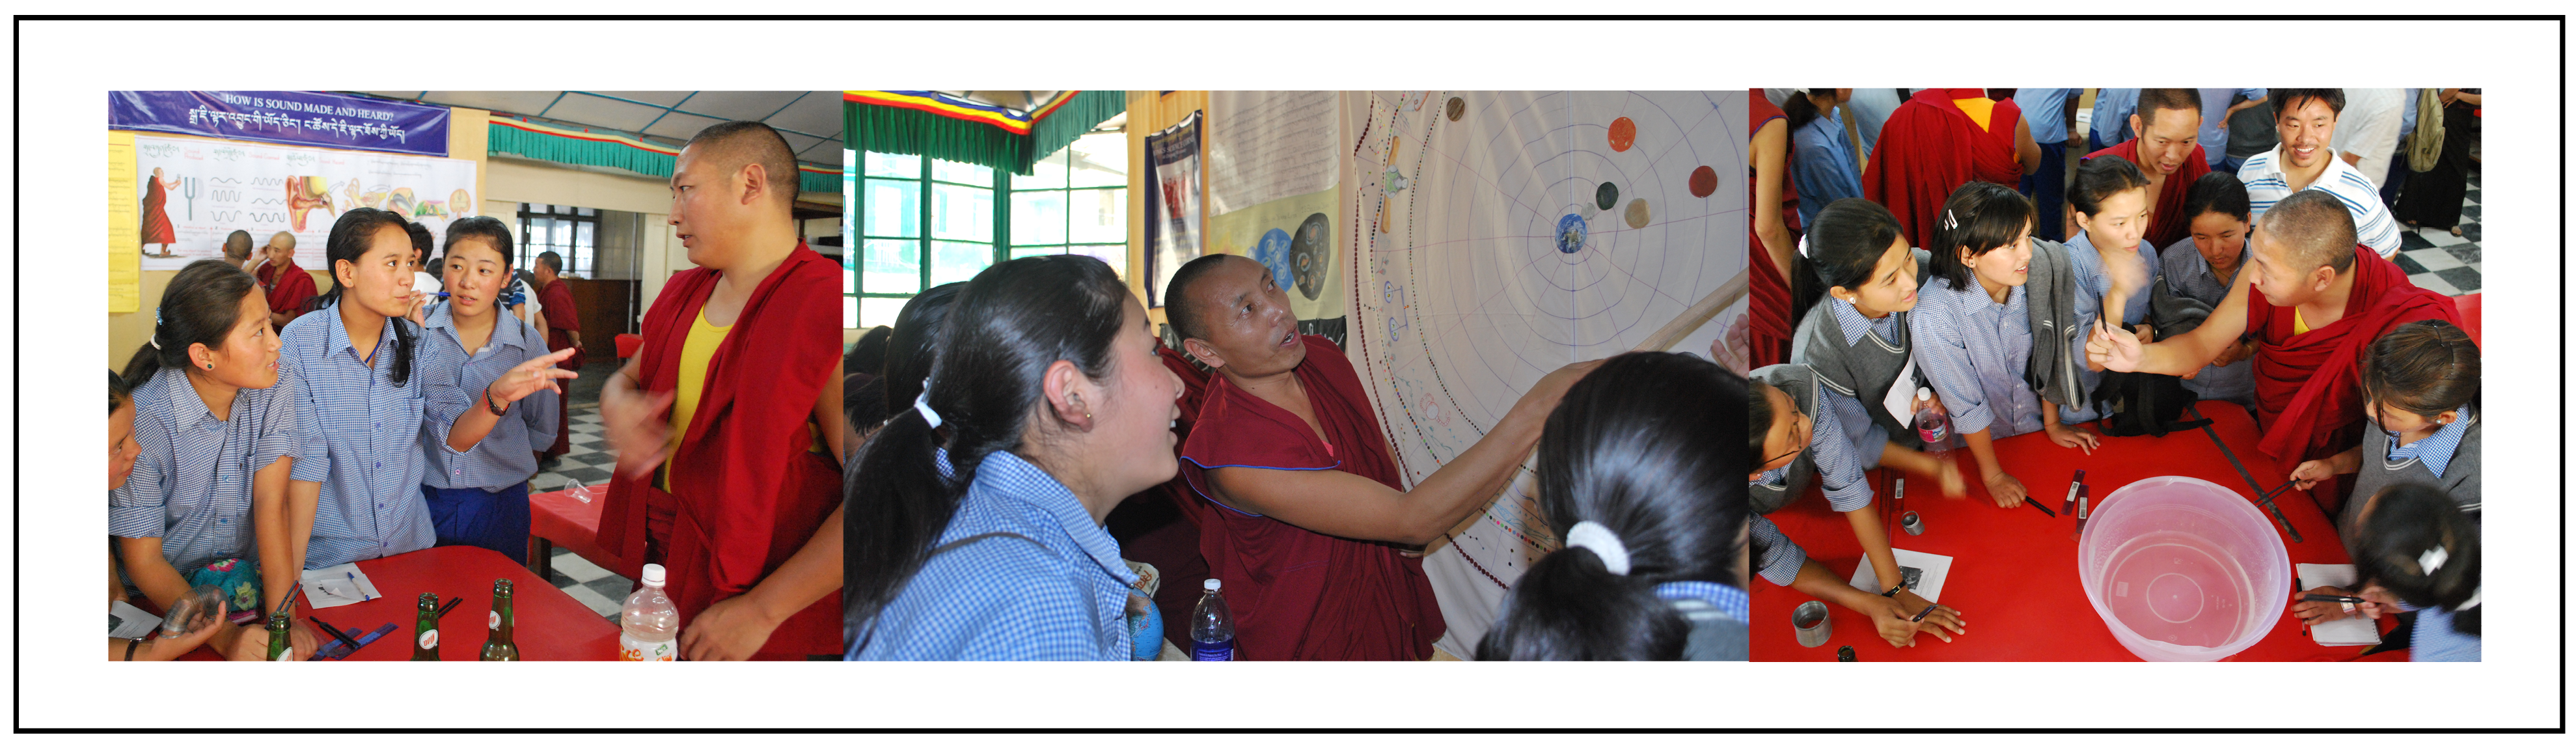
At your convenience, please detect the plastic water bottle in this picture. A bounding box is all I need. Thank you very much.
[1914,388,1951,444]
[1189,579,1235,661]
[619,563,679,661]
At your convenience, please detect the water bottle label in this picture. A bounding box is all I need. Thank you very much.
[1190,639,1234,661]
[489,611,501,630]
[418,630,437,649]
[620,633,677,661]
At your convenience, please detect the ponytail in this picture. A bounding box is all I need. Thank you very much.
[844,256,1131,633]
[317,208,419,385]
[1475,353,1751,660]
[124,260,260,387]
[1790,198,1910,329]
[2351,483,2480,637]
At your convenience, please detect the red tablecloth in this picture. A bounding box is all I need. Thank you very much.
[529,486,617,574]
[1751,404,2387,661]
[184,546,620,661]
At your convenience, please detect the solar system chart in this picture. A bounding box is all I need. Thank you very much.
[1346,90,1746,656]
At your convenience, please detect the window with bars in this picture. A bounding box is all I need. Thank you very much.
[516,203,598,277]
[843,130,1128,329]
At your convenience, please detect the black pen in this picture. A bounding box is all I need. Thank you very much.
[2301,593,2369,605]
[435,596,463,620]
[1909,603,1942,623]
[2022,497,2056,518]
[2294,576,2309,637]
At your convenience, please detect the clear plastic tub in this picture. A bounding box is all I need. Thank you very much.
[2077,476,2290,661]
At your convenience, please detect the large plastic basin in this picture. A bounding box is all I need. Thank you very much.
[2077,477,2290,661]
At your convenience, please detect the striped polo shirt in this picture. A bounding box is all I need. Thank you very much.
[2238,144,2403,257]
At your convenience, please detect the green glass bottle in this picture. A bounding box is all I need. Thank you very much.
[265,611,292,661]
[410,592,441,661]
[480,579,519,661]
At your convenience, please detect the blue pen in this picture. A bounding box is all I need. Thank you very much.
[347,572,370,601]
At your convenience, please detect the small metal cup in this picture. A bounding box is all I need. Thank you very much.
[1900,511,1925,536]
[1793,600,1832,648]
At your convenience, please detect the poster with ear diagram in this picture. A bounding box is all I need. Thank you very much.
[130,134,478,270]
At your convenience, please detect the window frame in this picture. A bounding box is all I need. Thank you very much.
[845,133,1127,330]
[515,202,600,277]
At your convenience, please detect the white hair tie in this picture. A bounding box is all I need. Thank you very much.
[2456,587,2480,611]
[2418,546,2448,573]
[913,378,943,429]
[1797,233,1811,259]
[150,309,164,349]
[1564,521,1631,576]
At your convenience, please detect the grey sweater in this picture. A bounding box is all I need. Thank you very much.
[2020,238,2092,415]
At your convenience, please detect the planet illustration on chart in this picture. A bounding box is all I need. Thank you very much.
[1289,212,1332,301]
[1689,165,1719,199]
[1624,197,1652,229]
[1555,213,1587,255]
[1251,227,1295,292]
[1595,182,1619,211]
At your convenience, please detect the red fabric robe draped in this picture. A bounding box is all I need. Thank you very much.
[1175,336,1443,661]
[1863,89,2026,247]
[2244,247,2460,512]
[2085,138,2211,249]
[595,243,842,659]
[256,260,318,331]
[1747,91,1794,369]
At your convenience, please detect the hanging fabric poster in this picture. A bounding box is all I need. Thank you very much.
[1201,187,1341,321]
[110,91,451,157]
[1143,111,1203,309]
[1344,90,1747,657]
[1206,90,1339,215]
[130,133,480,270]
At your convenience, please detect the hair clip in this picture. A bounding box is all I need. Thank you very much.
[2418,546,2448,573]
[1942,210,1960,231]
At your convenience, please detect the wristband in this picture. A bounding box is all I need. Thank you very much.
[486,387,509,417]
[1880,580,1907,598]
[125,638,140,661]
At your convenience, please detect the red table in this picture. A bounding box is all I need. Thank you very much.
[1751,404,2387,661]
[528,485,616,582]
[184,546,620,661]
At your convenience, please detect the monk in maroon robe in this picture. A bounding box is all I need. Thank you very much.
[253,232,317,333]
[2087,89,2210,249]
[2089,190,2458,514]
[596,122,845,660]
[1863,89,2038,247]
[533,252,582,458]
[1163,254,1594,659]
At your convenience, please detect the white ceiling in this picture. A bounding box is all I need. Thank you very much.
[350,90,845,169]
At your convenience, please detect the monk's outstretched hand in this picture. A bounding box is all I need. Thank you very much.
[605,389,678,478]
[2086,318,2143,372]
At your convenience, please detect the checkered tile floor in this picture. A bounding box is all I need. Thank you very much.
[532,402,632,624]
[2392,167,2481,296]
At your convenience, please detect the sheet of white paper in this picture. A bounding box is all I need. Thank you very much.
[109,600,163,639]
[299,563,383,610]
[1848,548,1954,603]
[1882,358,1920,424]
[2295,563,2383,646]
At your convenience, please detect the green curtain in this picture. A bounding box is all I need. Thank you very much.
[487,122,838,193]
[843,90,1127,175]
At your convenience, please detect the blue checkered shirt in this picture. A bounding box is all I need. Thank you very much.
[2238,145,2403,257]
[109,366,301,570]
[279,304,439,568]
[2409,603,2481,662]
[1754,383,1874,512]
[850,450,1140,661]
[418,302,558,491]
[2384,406,2475,481]
[1910,279,2044,439]
[1749,513,1807,587]
[2158,236,2241,304]
[1829,296,1906,348]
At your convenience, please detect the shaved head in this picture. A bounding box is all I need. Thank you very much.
[2260,189,2359,273]
[681,120,801,213]
[268,231,296,250]
[223,230,254,260]
[1163,253,1252,344]
[2135,88,2204,128]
